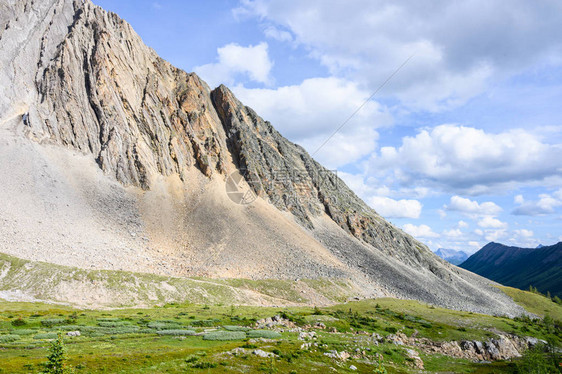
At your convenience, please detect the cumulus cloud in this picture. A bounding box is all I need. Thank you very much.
[369,196,422,219]
[468,241,481,250]
[403,224,440,238]
[194,42,273,87]
[233,77,392,167]
[235,0,562,111]
[458,220,469,228]
[512,190,562,216]
[263,25,293,42]
[514,229,534,238]
[444,196,502,217]
[368,125,562,194]
[443,228,463,237]
[484,229,508,242]
[477,216,508,229]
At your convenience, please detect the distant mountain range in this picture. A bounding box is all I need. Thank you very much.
[460,242,562,297]
[434,248,470,265]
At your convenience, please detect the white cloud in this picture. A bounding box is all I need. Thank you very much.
[369,196,422,219]
[403,224,440,238]
[468,241,481,249]
[477,216,508,229]
[194,42,273,87]
[235,0,562,111]
[514,194,524,204]
[514,229,534,238]
[263,25,293,42]
[233,77,392,167]
[444,196,502,217]
[512,190,562,216]
[369,125,562,194]
[484,229,508,242]
[443,228,463,237]
[458,220,469,228]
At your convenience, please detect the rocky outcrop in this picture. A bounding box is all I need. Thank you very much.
[383,331,544,362]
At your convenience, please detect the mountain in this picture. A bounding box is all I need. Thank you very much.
[460,242,562,297]
[0,0,523,315]
[434,248,470,265]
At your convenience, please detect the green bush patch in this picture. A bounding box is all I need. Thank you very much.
[98,321,131,327]
[156,329,196,336]
[0,334,20,343]
[223,325,251,332]
[41,318,66,327]
[33,332,59,340]
[12,329,35,336]
[147,322,183,330]
[203,331,246,341]
[247,330,281,339]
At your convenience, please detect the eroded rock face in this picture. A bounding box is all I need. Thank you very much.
[32,1,230,189]
[383,331,529,361]
[211,85,437,268]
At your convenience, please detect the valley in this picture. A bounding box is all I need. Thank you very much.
[1,288,561,373]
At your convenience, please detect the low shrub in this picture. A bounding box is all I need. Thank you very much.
[138,328,157,334]
[80,326,140,336]
[41,319,66,327]
[191,319,220,327]
[192,362,217,369]
[223,325,251,332]
[0,334,20,343]
[12,329,35,336]
[385,327,398,334]
[11,318,27,327]
[247,330,282,339]
[156,329,196,336]
[98,321,131,327]
[33,333,59,340]
[147,322,183,330]
[203,331,246,341]
[56,325,83,331]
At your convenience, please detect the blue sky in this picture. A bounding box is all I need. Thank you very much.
[94,0,562,253]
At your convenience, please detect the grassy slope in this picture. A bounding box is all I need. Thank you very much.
[0,252,358,308]
[498,286,562,319]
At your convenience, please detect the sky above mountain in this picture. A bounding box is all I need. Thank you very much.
[93,0,562,253]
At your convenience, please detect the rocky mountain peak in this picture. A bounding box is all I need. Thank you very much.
[0,0,526,316]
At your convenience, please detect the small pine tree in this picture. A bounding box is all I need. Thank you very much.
[43,333,73,374]
[373,355,387,374]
